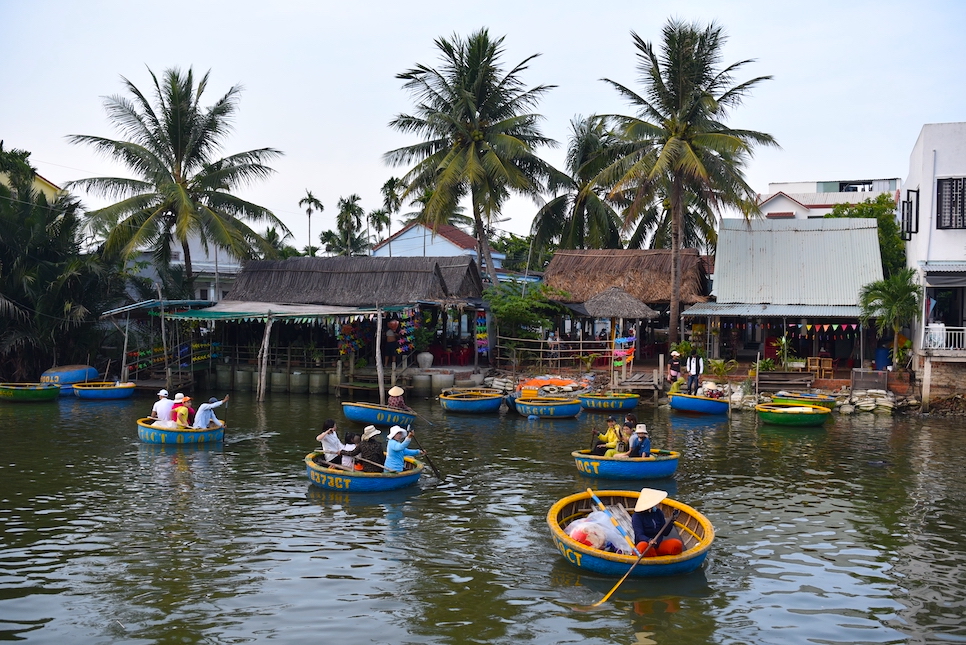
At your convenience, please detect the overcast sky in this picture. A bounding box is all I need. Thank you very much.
[3,0,964,250]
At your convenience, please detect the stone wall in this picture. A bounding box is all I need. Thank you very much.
[914,356,966,404]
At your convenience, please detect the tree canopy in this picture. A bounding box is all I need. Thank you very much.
[826,193,905,278]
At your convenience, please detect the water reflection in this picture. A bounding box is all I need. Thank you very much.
[2,391,966,643]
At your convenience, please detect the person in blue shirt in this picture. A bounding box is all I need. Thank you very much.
[616,424,651,458]
[384,425,424,472]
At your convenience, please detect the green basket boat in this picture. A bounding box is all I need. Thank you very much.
[756,402,831,427]
[0,382,61,403]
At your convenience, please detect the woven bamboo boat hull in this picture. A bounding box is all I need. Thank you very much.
[669,393,729,415]
[577,393,640,412]
[572,449,680,480]
[342,402,416,427]
[74,382,136,400]
[0,383,61,402]
[514,397,582,418]
[756,402,831,426]
[304,452,422,492]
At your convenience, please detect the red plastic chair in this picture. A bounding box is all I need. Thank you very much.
[456,347,471,366]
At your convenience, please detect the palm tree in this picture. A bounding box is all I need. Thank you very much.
[599,21,777,343]
[298,190,323,256]
[380,177,405,256]
[385,28,561,285]
[368,208,391,249]
[67,67,287,293]
[262,226,302,258]
[859,268,923,369]
[531,115,624,251]
[320,195,369,256]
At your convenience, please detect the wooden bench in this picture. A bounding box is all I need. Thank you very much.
[756,370,814,392]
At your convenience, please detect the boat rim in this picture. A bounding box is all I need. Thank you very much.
[571,448,680,462]
[304,451,424,478]
[136,417,225,434]
[756,402,831,414]
[73,381,136,389]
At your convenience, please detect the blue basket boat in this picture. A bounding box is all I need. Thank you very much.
[669,393,729,415]
[305,452,423,492]
[137,418,224,444]
[514,397,582,418]
[342,401,417,427]
[438,389,505,414]
[73,381,136,400]
[577,393,640,412]
[547,489,714,578]
[572,449,680,480]
[40,365,99,396]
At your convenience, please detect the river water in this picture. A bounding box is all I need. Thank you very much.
[1,392,964,644]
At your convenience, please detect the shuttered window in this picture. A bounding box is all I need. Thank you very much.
[937,178,966,229]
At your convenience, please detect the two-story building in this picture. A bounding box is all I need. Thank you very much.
[900,122,966,404]
[757,178,900,219]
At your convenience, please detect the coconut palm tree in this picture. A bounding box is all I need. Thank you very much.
[531,115,624,251]
[599,21,777,343]
[320,195,369,256]
[262,226,302,259]
[859,268,923,368]
[299,190,323,256]
[368,208,391,249]
[67,67,287,293]
[380,177,405,256]
[385,28,561,285]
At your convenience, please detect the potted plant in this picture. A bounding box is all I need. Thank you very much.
[707,358,738,381]
[413,325,435,369]
[770,334,802,370]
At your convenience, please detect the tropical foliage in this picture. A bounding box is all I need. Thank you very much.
[491,232,555,273]
[598,21,776,343]
[825,193,905,278]
[484,282,566,340]
[531,115,624,251]
[0,144,132,379]
[320,194,370,256]
[385,28,562,285]
[859,268,923,368]
[68,67,287,293]
[299,190,323,256]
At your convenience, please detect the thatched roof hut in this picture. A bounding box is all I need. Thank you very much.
[543,249,709,305]
[580,287,659,319]
[227,256,483,308]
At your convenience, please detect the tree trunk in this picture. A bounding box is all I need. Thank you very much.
[182,239,195,297]
[472,191,500,286]
[668,177,683,345]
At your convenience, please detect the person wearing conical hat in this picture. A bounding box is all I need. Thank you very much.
[386,386,411,411]
[631,488,669,554]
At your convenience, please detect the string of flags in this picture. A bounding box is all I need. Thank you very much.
[704,321,863,341]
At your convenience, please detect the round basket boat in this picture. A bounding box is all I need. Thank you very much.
[755,402,831,427]
[669,393,729,415]
[136,418,224,444]
[438,390,504,414]
[547,489,714,577]
[577,393,640,412]
[0,382,61,403]
[73,381,136,400]
[572,449,680,480]
[514,397,581,418]
[304,452,423,492]
[40,365,99,396]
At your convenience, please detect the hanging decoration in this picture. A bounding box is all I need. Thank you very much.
[394,307,419,354]
[475,311,488,356]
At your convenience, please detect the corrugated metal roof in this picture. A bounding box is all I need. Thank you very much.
[921,261,966,273]
[758,191,893,208]
[683,303,862,318]
[713,218,883,306]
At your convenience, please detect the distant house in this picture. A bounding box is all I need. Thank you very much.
[899,122,966,404]
[132,236,244,303]
[684,218,882,367]
[0,169,62,202]
[754,178,900,220]
[370,222,531,283]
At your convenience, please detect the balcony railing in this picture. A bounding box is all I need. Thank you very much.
[921,325,966,351]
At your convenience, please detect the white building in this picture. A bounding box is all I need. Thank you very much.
[371,221,505,270]
[756,178,900,219]
[900,122,966,404]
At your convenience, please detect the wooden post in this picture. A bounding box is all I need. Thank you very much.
[257,314,274,402]
[375,307,385,406]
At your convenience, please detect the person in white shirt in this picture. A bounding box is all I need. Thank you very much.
[150,389,175,423]
[685,350,704,395]
[193,395,229,429]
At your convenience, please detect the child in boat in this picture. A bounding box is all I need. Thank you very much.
[340,432,361,469]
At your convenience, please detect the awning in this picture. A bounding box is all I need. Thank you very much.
[682,303,863,318]
[163,301,376,322]
[100,299,214,318]
[921,263,966,288]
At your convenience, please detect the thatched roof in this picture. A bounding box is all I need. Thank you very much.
[227,256,483,307]
[543,249,709,305]
[581,287,659,319]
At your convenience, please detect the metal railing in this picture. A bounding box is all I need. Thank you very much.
[921,325,966,351]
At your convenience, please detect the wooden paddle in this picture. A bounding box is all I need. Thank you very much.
[579,508,681,610]
[407,424,444,481]
[586,489,640,555]
[355,456,391,472]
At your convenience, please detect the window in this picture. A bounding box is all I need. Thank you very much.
[937,178,966,229]
[199,289,209,300]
